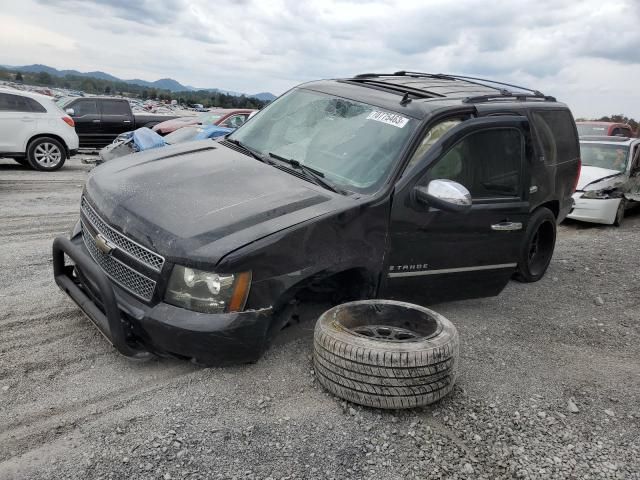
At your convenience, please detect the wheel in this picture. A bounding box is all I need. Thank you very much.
[313,300,459,409]
[514,207,556,283]
[13,158,31,168]
[613,198,626,227]
[26,137,66,171]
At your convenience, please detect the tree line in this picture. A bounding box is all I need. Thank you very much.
[0,68,268,109]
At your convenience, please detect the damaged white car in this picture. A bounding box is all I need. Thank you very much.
[568,136,640,226]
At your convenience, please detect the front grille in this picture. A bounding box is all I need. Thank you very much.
[82,223,156,301]
[80,197,164,272]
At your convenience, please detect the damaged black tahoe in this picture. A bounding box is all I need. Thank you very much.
[53,72,581,365]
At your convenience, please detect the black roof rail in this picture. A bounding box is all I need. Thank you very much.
[463,93,556,104]
[393,71,545,96]
[342,78,445,99]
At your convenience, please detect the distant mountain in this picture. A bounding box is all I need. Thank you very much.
[3,64,276,100]
[253,92,277,101]
[125,77,189,92]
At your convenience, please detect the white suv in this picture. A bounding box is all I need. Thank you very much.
[0,87,79,171]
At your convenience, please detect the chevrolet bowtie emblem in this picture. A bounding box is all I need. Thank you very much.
[95,233,116,255]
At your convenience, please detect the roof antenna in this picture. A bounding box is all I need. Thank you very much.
[400,92,412,106]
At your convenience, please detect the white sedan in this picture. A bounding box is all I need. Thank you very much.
[568,137,640,226]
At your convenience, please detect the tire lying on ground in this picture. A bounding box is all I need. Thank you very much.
[313,300,459,409]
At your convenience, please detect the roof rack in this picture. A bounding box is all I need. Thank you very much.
[393,71,544,96]
[349,71,555,104]
[462,93,556,103]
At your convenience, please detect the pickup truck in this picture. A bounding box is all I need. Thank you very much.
[58,97,183,148]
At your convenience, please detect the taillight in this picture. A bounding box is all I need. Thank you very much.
[62,116,75,127]
[572,158,581,193]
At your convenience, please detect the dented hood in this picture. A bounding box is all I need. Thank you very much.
[576,166,622,190]
[84,141,342,264]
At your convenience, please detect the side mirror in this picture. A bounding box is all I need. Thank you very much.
[65,108,75,116]
[414,179,472,213]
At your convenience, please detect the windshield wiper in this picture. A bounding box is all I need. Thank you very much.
[224,138,268,163]
[268,152,343,194]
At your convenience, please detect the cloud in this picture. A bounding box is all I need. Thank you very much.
[4,0,640,117]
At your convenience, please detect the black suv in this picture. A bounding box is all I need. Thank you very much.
[53,72,580,365]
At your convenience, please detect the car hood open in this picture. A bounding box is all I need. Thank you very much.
[577,166,622,190]
[84,141,342,265]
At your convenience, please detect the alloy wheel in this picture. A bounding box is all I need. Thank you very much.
[33,142,62,168]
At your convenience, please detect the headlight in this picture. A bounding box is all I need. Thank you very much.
[581,189,614,199]
[165,265,251,314]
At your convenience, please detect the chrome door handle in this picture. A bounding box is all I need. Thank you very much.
[491,222,523,231]
[123,120,131,123]
[92,119,101,123]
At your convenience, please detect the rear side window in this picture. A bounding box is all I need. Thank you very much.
[101,101,130,115]
[71,100,99,116]
[0,93,44,112]
[531,110,579,164]
[421,128,523,199]
[25,97,47,113]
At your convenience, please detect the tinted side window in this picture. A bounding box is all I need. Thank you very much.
[531,110,579,164]
[25,97,47,113]
[421,128,523,199]
[71,100,99,116]
[0,93,32,112]
[101,101,130,115]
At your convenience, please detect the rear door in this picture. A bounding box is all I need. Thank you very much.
[99,100,133,142]
[380,116,531,305]
[0,92,39,153]
[529,109,580,219]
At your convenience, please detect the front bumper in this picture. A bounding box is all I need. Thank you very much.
[566,193,620,225]
[52,236,273,365]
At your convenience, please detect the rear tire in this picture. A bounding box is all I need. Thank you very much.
[26,137,66,171]
[613,198,625,227]
[514,207,556,283]
[313,300,459,409]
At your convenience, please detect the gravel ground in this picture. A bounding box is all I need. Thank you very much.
[1,156,639,480]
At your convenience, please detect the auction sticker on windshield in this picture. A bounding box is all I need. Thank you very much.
[367,111,409,128]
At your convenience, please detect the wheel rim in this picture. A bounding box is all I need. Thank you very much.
[351,325,421,341]
[34,142,62,167]
[527,220,555,276]
[332,301,443,343]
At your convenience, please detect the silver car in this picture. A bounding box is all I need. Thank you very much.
[568,136,640,226]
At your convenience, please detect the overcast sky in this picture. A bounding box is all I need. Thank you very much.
[1,0,638,117]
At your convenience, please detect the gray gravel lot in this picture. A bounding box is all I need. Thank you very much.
[1,156,639,480]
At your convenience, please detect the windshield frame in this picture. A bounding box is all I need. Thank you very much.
[579,142,631,173]
[227,87,419,195]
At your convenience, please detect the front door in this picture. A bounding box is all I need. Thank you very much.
[380,116,531,305]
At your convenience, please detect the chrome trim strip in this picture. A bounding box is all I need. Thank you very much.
[81,197,165,272]
[82,220,156,301]
[388,263,517,278]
